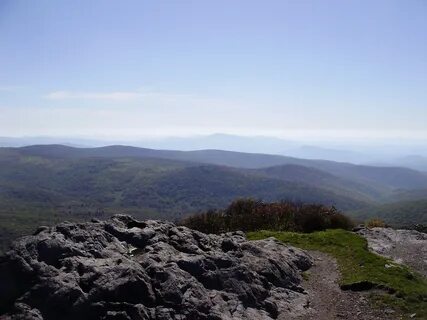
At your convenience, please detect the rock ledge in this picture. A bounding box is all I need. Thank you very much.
[0,215,312,320]
[356,227,427,277]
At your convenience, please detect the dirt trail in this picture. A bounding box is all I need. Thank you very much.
[286,251,401,320]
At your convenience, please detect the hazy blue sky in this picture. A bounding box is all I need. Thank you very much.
[0,0,426,140]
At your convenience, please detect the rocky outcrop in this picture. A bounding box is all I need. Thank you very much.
[356,227,427,277]
[0,215,312,320]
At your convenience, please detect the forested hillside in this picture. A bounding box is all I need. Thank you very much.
[350,199,427,226]
[1,145,427,252]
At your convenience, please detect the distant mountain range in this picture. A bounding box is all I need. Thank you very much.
[1,143,427,252]
[2,134,427,171]
[376,155,427,172]
[15,144,427,190]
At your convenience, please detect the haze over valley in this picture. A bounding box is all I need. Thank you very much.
[1,1,427,319]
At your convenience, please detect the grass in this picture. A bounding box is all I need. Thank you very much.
[247,229,427,319]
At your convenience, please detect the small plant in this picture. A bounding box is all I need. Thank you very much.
[366,218,386,228]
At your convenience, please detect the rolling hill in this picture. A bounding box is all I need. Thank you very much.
[252,164,385,203]
[349,199,427,227]
[1,144,427,252]
[7,144,427,190]
[0,148,371,252]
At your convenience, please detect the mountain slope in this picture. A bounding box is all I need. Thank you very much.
[0,155,368,216]
[252,164,385,202]
[0,151,372,252]
[1,144,426,251]
[349,199,427,226]
[5,145,427,193]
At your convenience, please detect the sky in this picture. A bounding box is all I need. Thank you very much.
[0,0,426,141]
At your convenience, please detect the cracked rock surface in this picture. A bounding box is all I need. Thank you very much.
[357,227,427,277]
[0,215,312,320]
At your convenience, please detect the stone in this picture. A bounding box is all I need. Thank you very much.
[0,215,312,320]
[356,227,427,277]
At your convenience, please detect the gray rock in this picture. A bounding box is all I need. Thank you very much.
[0,215,312,320]
[356,227,427,277]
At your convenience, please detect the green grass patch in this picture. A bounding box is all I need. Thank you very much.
[247,229,427,319]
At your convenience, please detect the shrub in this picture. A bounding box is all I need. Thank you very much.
[180,199,354,234]
[366,218,386,228]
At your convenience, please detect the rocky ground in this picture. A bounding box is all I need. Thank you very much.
[0,215,313,320]
[1,217,423,320]
[356,227,427,277]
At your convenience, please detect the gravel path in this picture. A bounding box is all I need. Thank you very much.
[287,251,401,320]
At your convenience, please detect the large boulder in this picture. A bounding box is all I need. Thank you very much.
[0,215,312,320]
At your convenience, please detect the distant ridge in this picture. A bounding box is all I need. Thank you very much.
[1,144,427,252]
[9,144,427,190]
